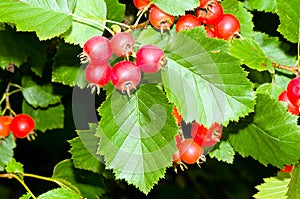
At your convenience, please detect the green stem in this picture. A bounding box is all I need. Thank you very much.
[72,14,115,36]
[12,174,38,199]
[105,19,131,29]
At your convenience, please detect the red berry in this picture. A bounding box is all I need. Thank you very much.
[111,32,135,58]
[214,14,240,40]
[191,122,222,147]
[198,0,216,8]
[0,116,12,138]
[111,60,141,95]
[79,36,113,63]
[179,138,204,164]
[278,90,300,115]
[176,14,201,32]
[196,1,223,26]
[280,165,294,173]
[10,114,35,139]
[191,121,208,146]
[85,62,111,89]
[286,77,300,106]
[204,26,216,38]
[149,6,175,30]
[136,45,165,73]
[133,0,151,10]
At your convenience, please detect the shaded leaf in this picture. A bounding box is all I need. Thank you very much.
[38,188,80,199]
[5,158,24,174]
[0,134,16,171]
[209,141,235,164]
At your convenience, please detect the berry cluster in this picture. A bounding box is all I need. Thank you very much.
[0,114,35,140]
[133,0,240,40]
[171,107,222,171]
[278,77,300,115]
[80,32,166,95]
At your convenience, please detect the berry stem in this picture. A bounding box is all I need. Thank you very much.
[72,14,115,35]
[0,82,21,116]
[105,19,131,29]
[272,62,299,76]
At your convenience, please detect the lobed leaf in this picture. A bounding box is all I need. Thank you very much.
[0,134,16,171]
[38,188,80,199]
[209,141,235,164]
[229,94,300,168]
[244,0,276,12]
[5,158,24,174]
[97,84,178,194]
[287,163,300,199]
[162,28,255,127]
[151,0,199,16]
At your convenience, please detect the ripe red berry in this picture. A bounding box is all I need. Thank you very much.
[111,60,141,95]
[79,36,113,63]
[10,114,35,139]
[176,14,201,32]
[196,1,223,26]
[111,32,135,58]
[172,107,182,126]
[214,14,240,40]
[133,0,151,10]
[179,138,204,164]
[286,77,300,106]
[278,90,300,115]
[198,0,216,9]
[191,122,222,147]
[136,45,165,73]
[280,165,294,173]
[85,62,111,94]
[204,26,216,38]
[0,116,12,138]
[149,6,175,30]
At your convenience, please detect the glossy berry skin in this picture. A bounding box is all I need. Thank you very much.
[80,36,113,63]
[179,138,204,164]
[111,32,135,57]
[10,114,35,139]
[286,77,300,106]
[85,62,111,87]
[278,90,300,115]
[136,45,165,73]
[176,14,201,32]
[133,0,151,10]
[204,26,216,38]
[0,116,12,137]
[111,60,141,94]
[196,1,223,26]
[149,6,175,30]
[214,14,240,40]
[198,0,216,8]
[191,122,222,147]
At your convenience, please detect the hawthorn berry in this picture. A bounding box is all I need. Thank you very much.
[179,138,204,164]
[133,0,151,10]
[111,32,135,58]
[280,165,294,173]
[278,90,300,115]
[191,121,208,146]
[214,14,240,40]
[111,60,141,95]
[286,77,300,106]
[172,107,182,126]
[176,14,201,32]
[85,62,111,94]
[136,45,166,73]
[79,36,113,63]
[191,122,222,147]
[10,114,35,139]
[204,26,216,38]
[196,1,223,26]
[0,116,12,138]
[198,0,216,9]
[149,6,175,30]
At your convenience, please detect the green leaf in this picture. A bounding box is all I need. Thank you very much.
[254,32,297,67]
[256,83,283,99]
[69,123,105,174]
[62,0,107,46]
[209,141,235,164]
[229,38,273,72]
[0,0,76,40]
[52,160,106,199]
[254,173,290,199]
[5,158,24,174]
[22,77,61,108]
[287,163,300,199]
[0,134,16,171]
[52,44,87,88]
[229,94,300,167]
[19,193,31,199]
[97,84,178,194]
[162,28,255,127]
[38,188,81,199]
[22,101,64,132]
[276,0,300,43]
[245,0,276,12]
[105,0,125,23]
[151,0,199,16]
[222,0,254,38]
